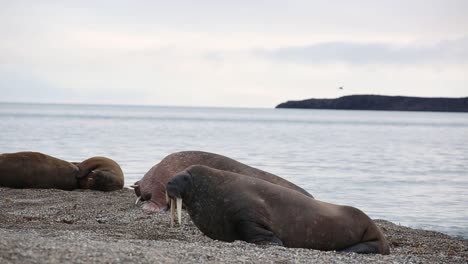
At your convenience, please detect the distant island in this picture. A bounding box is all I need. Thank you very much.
[276,95,468,112]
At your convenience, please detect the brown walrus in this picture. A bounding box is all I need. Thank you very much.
[166,165,390,255]
[0,151,80,190]
[76,156,124,191]
[0,152,124,191]
[133,151,313,212]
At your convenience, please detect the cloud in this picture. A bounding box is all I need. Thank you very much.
[257,37,468,65]
[1,2,468,106]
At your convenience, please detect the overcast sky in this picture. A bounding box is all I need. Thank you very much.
[1,0,467,107]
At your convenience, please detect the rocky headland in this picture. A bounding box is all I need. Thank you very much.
[276,95,468,112]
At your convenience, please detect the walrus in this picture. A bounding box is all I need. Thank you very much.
[76,156,125,191]
[166,165,390,254]
[0,152,124,191]
[0,151,80,190]
[133,151,313,212]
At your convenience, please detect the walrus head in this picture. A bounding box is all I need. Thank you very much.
[132,180,169,213]
[166,170,192,227]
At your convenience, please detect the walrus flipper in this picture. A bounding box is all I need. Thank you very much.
[237,220,283,246]
[338,241,381,254]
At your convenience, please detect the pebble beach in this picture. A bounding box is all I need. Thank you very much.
[0,187,466,263]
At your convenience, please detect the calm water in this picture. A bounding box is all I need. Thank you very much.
[1,102,467,239]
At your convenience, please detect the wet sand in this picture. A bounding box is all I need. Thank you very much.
[0,187,466,263]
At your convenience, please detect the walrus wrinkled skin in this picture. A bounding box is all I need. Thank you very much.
[166,165,390,255]
[134,151,313,212]
[0,152,124,191]
[0,152,80,190]
[76,156,124,191]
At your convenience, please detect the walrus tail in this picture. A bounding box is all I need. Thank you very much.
[378,234,391,255]
[369,223,391,255]
[339,222,390,255]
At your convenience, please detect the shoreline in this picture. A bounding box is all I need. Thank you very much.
[1,188,467,263]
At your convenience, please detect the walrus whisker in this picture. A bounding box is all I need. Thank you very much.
[135,196,141,205]
[177,198,182,224]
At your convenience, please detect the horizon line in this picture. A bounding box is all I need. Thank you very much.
[0,100,273,110]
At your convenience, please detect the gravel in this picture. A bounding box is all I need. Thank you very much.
[1,187,466,263]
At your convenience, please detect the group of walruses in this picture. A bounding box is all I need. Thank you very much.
[0,150,390,254]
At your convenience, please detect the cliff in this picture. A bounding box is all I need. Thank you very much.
[276,95,468,112]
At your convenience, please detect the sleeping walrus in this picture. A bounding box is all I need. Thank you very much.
[0,151,124,191]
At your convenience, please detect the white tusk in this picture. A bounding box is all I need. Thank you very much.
[135,196,141,205]
[130,184,139,188]
[165,191,169,203]
[170,198,175,227]
[177,198,182,224]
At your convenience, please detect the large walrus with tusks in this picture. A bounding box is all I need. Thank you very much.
[0,152,124,191]
[166,165,390,255]
[133,151,313,212]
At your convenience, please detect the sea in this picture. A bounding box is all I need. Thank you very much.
[1,102,467,239]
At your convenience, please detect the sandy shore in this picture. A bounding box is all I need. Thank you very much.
[0,187,466,263]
